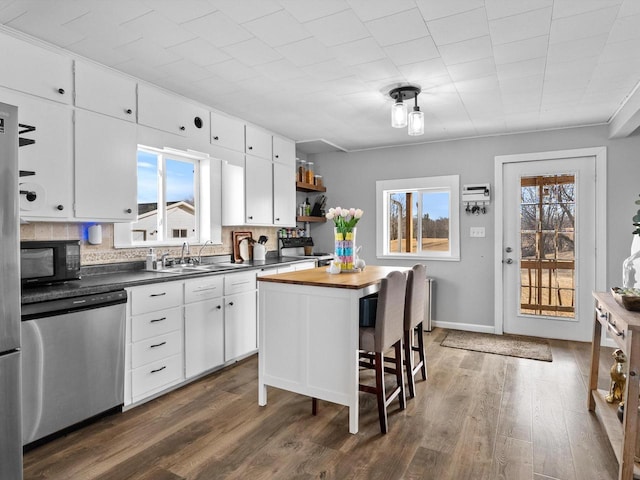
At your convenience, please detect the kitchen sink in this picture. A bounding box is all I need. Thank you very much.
[154,263,248,274]
[155,266,207,274]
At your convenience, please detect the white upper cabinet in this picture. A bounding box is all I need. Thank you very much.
[1,88,73,220]
[74,61,137,122]
[245,155,273,225]
[273,163,296,226]
[245,125,272,159]
[74,110,137,222]
[272,135,295,167]
[0,32,72,104]
[210,111,245,152]
[138,84,209,143]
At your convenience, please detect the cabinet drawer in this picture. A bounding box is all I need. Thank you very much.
[224,271,256,295]
[132,354,183,398]
[130,282,183,315]
[185,276,224,303]
[132,330,182,369]
[132,306,182,342]
[596,303,628,351]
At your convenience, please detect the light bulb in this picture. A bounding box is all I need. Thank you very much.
[391,100,407,128]
[408,107,424,136]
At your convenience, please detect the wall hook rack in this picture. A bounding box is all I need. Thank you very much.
[462,183,490,214]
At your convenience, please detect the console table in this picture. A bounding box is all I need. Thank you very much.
[589,291,640,479]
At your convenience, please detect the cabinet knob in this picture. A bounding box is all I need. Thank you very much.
[275,217,280,221]
[228,301,234,306]
[57,88,65,95]
[275,154,279,158]
[248,146,253,150]
[248,216,253,220]
[216,305,222,310]
[125,108,132,115]
[126,208,132,214]
[56,204,64,211]
[213,136,219,140]
[179,126,186,131]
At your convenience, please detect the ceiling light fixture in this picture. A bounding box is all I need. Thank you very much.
[389,85,423,135]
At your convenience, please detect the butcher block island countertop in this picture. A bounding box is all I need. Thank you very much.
[257,265,408,289]
[257,264,409,434]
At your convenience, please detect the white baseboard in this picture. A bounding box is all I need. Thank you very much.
[431,320,496,334]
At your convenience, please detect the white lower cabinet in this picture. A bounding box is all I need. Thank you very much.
[125,281,184,406]
[184,276,225,379]
[224,271,257,361]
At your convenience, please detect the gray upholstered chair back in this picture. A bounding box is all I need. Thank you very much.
[374,270,407,351]
[404,264,426,331]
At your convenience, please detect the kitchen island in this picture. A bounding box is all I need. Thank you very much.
[257,265,407,434]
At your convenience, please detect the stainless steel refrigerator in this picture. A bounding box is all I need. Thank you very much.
[0,102,23,479]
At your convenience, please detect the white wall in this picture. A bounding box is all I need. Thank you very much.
[309,124,640,330]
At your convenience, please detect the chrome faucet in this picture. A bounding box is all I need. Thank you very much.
[180,242,190,265]
[160,252,170,268]
[197,240,214,264]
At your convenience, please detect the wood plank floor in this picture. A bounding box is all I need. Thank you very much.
[23,328,620,480]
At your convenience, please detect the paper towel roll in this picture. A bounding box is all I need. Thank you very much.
[19,182,45,211]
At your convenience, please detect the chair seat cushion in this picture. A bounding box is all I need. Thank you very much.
[359,326,376,352]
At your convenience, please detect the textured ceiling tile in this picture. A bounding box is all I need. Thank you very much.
[489,7,552,45]
[211,0,282,23]
[168,38,230,66]
[278,0,349,23]
[221,38,283,66]
[7,15,84,47]
[499,74,544,94]
[607,13,640,43]
[208,59,257,82]
[181,11,253,48]
[365,8,430,47]
[144,0,216,24]
[447,57,497,82]
[113,59,167,83]
[276,37,333,66]
[415,0,484,21]
[67,38,132,66]
[243,10,310,47]
[547,34,607,64]
[493,35,548,65]
[347,0,416,22]
[302,59,354,81]
[496,57,546,81]
[398,58,450,82]
[352,58,402,82]
[64,12,141,47]
[549,6,619,44]
[383,36,439,66]
[304,9,369,47]
[439,36,493,66]
[618,0,640,17]
[156,59,215,81]
[552,0,623,19]
[253,58,307,81]
[116,37,181,67]
[484,0,553,20]
[120,11,195,48]
[329,37,386,66]
[0,2,28,24]
[427,8,489,45]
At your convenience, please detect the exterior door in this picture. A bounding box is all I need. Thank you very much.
[498,151,603,342]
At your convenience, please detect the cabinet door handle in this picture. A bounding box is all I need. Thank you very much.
[150,366,166,374]
[57,204,64,211]
[595,306,608,320]
[150,292,167,297]
[150,317,167,323]
[213,136,219,140]
[57,88,65,95]
[248,216,253,220]
[125,108,132,115]
[275,217,280,221]
[248,146,253,150]
[179,126,186,131]
[150,341,167,348]
[228,301,234,307]
[126,208,132,214]
[607,319,625,338]
[275,154,279,158]
[216,305,222,310]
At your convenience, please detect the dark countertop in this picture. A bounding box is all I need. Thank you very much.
[21,256,314,305]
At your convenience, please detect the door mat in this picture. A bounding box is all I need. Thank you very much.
[441,330,553,362]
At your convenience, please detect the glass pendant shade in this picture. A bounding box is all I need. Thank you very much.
[391,100,407,128]
[408,107,424,136]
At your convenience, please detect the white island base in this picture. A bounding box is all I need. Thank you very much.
[257,266,403,434]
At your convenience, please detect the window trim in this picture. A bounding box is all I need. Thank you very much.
[376,175,460,261]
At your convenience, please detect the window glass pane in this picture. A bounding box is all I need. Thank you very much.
[133,150,158,242]
[165,158,196,241]
[422,192,449,252]
[388,192,406,253]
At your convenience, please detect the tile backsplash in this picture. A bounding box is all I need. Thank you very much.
[20,222,281,266]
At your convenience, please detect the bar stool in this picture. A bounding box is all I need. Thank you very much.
[404,264,428,399]
[358,270,407,434]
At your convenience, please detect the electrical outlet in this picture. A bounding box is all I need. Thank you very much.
[470,227,485,238]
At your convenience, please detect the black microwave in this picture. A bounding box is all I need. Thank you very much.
[20,240,81,287]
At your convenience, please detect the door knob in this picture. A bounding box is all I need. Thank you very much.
[504,258,514,264]
[505,247,513,253]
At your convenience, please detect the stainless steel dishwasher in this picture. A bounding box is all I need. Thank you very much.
[21,290,127,446]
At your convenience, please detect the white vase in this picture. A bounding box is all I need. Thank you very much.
[625,235,640,288]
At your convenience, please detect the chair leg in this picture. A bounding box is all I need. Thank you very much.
[416,322,427,380]
[312,397,318,416]
[394,340,406,410]
[374,351,388,434]
[404,329,416,398]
